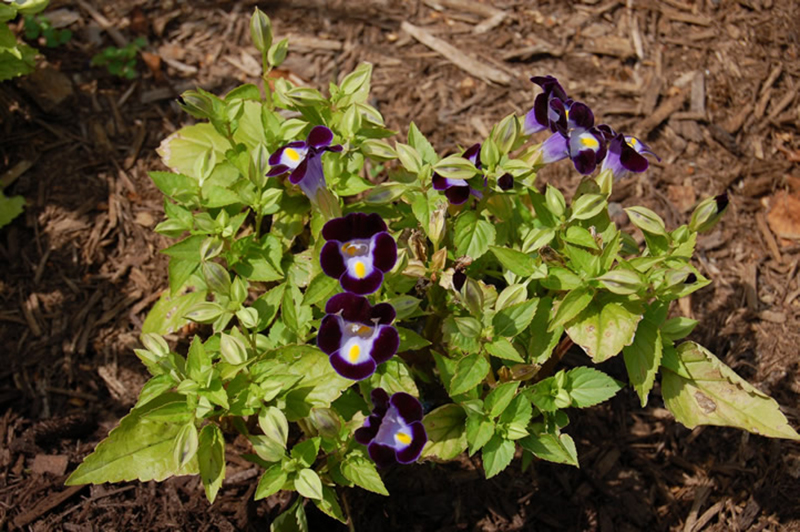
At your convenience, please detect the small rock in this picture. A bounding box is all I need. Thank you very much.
[31,454,69,476]
[17,65,74,114]
[134,211,155,227]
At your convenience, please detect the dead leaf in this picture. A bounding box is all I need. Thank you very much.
[767,189,800,242]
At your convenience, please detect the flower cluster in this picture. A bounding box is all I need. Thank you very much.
[524,76,658,179]
[355,388,427,467]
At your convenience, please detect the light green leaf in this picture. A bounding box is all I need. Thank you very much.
[173,423,199,470]
[255,464,288,500]
[570,194,607,221]
[485,337,524,363]
[397,326,431,352]
[662,342,800,440]
[482,435,515,478]
[489,246,537,277]
[565,297,641,362]
[275,346,352,415]
[142,290,208,335]
[0,191,25,228]
[65,394,199,485]
[197,424,225,503]
[314,486,346,524]
[623,309,663,406]
[270,499,308,532]
[367,358,419,397]
[259,406,289,448]
[520,425,578,466]
[295,469,323,500]
[466,415,495,455]
[563,226,599,249]
[485,382,520,418]
[422,404,468,460]
[550,287,594,331]
[302,275,338,307]
[450,353,490,396]
[527,297,561,364]
[493,298,538,337]
[157,123,229,178]
[625,206,667,236]
[565,367,623,408]
[341,453,389,495]
[454,211,495,260]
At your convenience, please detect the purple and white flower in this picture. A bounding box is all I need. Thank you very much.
[539,100,608,175]
[267,125,342,203]
[320,212,397,295]
[355,388,427,467]
[523,75,569,135]
[432,143,484,205]
[598,125,659,180]
[317,294,399,381]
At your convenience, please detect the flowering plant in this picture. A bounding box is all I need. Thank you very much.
[66,9,799,529]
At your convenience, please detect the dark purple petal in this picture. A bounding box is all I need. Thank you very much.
[453,271,466,291]
[325,144,344,153]
[572,149,598,175]
[325,293,372,323]
[596,124,616,141]
[531,93,551,134]
[330,351,376,380]
[288,157,309,185]
[619,142,649,172]
[367,442,397,468]
[390,393,423,423]
[395,422,427,464]
[549,98,568,134]
[497,173,514,191]
[531,75,567,101]
[463,143,481,168]
[371,388,390,412]
[371,232,397,273]
[266,164,289,177]
[370,325,399,364]
[714,193,729,212]
[444,185,471,205]
[567,102,594,130]
[317,315,343,355]
[432,173,449,191]
[321,241,346,279]
[524,104,546,135]
[340,269,383,295]
[307,125,334,148]
[354,422,379,445]
[322,213,387,242]
[370,302,396,325]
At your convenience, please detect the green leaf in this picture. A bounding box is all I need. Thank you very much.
[450,353,490,396]
[485,337,524,363]
[315,486,347,524]
[65,394,199,485]
[485,382,520,418]
[255,463,288,500]
[545,185,566,218]
[466,415,495,455]
[259,406,289,449]
[570,194,607,221]
[482,435,515,478]
[625,206,667,236]
[565,367,623,408]
[173,423,199,470]
[550,287,594,331]
[498,394,532,439]
[527,297,561,364]
[270,499,308,532]
[163,234,205,261]
[295,468,323,500]
[489,246,537,277]
[157,123,229,178]
[520,425,578,466]
[197,424,225,503]
[397,326,431,352]
[0,191,25,228]
[565,297,641,362]
[623,309,663,406]
[148,171,198,203]
[275,346,352,416]
[342,453,389,495]
[563,226,599,249]
[367,358,419,397]
[302,275,339,307]
[433,155,479,180]
[422,404,468,460]
[493,298,538,337]
[253,283,285,332]
[143,290,207,335]
[662,342,800,440]
[454,211,496,260]
[407,122,438,164]
[660,317,698,342]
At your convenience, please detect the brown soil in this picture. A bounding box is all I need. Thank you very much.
[2,0,800,530]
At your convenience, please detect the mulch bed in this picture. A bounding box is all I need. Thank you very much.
[1,0,799,529]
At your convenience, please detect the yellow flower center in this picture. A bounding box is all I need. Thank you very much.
[627,137,638,148]
[396,432,412,445]
[285,148,301,162]
[354,261,367,279]
[580,136,599,150]
[348,344,361,363]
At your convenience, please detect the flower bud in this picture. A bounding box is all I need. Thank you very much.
[250,8,273,54]
[461,277,484,317]
[689,193,728,233]
[497,173,514,191]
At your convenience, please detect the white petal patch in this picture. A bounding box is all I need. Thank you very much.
[279,146,308,170]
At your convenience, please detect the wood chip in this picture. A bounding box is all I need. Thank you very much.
[636,89,688,136]
[756,211,783,264]
[401,22,511,85]
[284,34,343,52]
[423,0,503,18]
[690,71,705,115]
[13,485,86,528]
[75,0,127,48]
[31,454,69,476]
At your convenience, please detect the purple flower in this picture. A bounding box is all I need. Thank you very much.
[523,75,568,135]
[538,100,607,175]
[320,213,397,295]
[267,125,343,203]
[317,294,399,380]
[432,143,484,205]
[497,173,514,191]
[355,388,427,467]
[599,127,659,180]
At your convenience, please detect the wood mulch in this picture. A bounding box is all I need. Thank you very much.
[1,0,799,530]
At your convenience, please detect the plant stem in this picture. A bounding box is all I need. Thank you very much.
[340,487,357,532]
